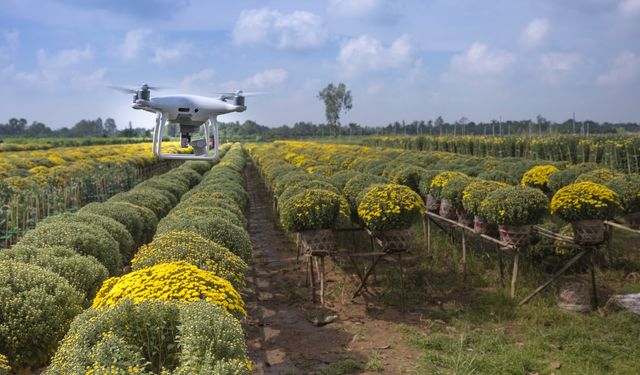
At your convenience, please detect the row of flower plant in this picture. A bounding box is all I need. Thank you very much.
[247,141,640,248]
[0,144,252,374]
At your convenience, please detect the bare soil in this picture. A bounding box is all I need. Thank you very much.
[243,164,421,374]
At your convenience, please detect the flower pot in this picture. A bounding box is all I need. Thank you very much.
[299,229,335,255]
[571,219,605,245]
[438,198,457,220]
[473,215,491,235]
[498,225,532,248]
[372,228,412,253]
[623,212,640,229]
[456,209,474,227]
[426,194,441,212]
[557,279,592,313]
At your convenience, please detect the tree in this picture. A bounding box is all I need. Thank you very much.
[317,83,353,136]
[104,118,117,136]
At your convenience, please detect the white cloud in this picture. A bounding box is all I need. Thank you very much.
[337,34,413,76]
[37,45,93,69]
[71,67,108,89]
[539,52,580,83]
[181,68,215,89]
[222,68,288,91]
[597,51,640,85]
[0,31,19,60]
[520,18,549,48]
[150,43,192,64]
[327,0,390,18]
[232,8,327,50]
[619,0,640,17]
[119,28,152,60]
[450,42,515,76]
[366,81,384,95]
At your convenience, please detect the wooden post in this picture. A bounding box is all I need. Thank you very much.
[590,249,598,309]
[497,244,505,288]
[309,256,316,303]
[422,214,429,254]
[319,256,325,306]
[461,229,467,281]
[427,216,432,254]
[511,251,519,299]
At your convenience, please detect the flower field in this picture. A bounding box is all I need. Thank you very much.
[0,142,190,247]
[1,143,255,374]
[359,134,640,173]
[247,140,639,233]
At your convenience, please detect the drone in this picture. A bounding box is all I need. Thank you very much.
[115,84,257,160]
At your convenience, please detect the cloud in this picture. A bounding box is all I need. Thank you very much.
[222,68,288,91]
[37,45,93,69]
[539,52,580,83]
[119,29,152,60]
[337,34,413,76]
[71,67,108,89]
[150,43,192,64]
[56,0,189,19]
[0,31,19,60]
[181,68,215,89]
[450,42,515,76]
[619,0,640,17]
[597,51,640,85]
[366,81,384,95]
[520,18,549,48]
[327,0,398,20]
[232,8,327,50]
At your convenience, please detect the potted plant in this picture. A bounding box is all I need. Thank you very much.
[551,181,621,245]
[430,171,468,219]
[521,165,559,194]
[479,186,549,247]
[462,179,509,234]
[279,188,350,253]
[418,169,443,212]
[440,175,473,226]
[607,174,640,229]
[358,183,424,251]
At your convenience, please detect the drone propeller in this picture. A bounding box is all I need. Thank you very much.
[217,90,267,100]
[109,84,168,94]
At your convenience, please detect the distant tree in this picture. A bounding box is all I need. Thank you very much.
[317,83,353,136]
[104,118,117,136]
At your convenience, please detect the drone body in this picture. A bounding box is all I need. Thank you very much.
[121,84,251,160]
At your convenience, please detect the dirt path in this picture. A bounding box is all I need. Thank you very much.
[243,164,420,374]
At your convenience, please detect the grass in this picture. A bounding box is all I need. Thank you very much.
[336,222,640,374]
[317,358,363,375]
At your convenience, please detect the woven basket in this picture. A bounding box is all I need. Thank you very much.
[557,279,592,312]
[624,212,640,229]
[299,229,335,255]
[426,194,441,212]
[571,219,605,245]
[473,215,488,235]
[439,198,457,220]
[498,225,531,248]
[372,228,412,252]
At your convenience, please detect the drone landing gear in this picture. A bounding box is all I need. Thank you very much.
[152,112,219,160]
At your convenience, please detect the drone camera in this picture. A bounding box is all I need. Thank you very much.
[234,95,245,107]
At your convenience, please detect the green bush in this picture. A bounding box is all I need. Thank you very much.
[479,186,549,226]
[477,170,518,185]
[387,164,429,193]
[167,206,246,228]
[79,201,145,245]
[109,187,173,218]
[575,168,621,184]
[343,173,389,211]
[417,170,444,198]
[0,245,108,303]
[278,180,340,205]
[168,166,202,187]
[183,183,249,209]
[357,184,424,231]
[175,193,244,221]
[607,174,640,214]
[547,163,598,192]
[45,300,248,375]
[182,160,216,175]
[273,171,319,196]
[440,175,473,209]
[156,216,252,262]
[17,221,122,275]
[41,212,135,261]
[280,189,350,232]
[137,176,190,201]
[461,179,510,216]
[132,231,247,291]
[0,260,83,370]
[330,170,362,190]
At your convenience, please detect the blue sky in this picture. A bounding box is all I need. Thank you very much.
[0,0,639,129]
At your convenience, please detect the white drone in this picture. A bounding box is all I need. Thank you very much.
[115,84,256,160]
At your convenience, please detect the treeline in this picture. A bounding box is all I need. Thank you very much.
[3,116,639,141]
[0,118,150,138]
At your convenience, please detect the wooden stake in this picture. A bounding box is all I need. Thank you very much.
[461,229,467,281]
[320,256,325,306]
[511,251,519,299]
